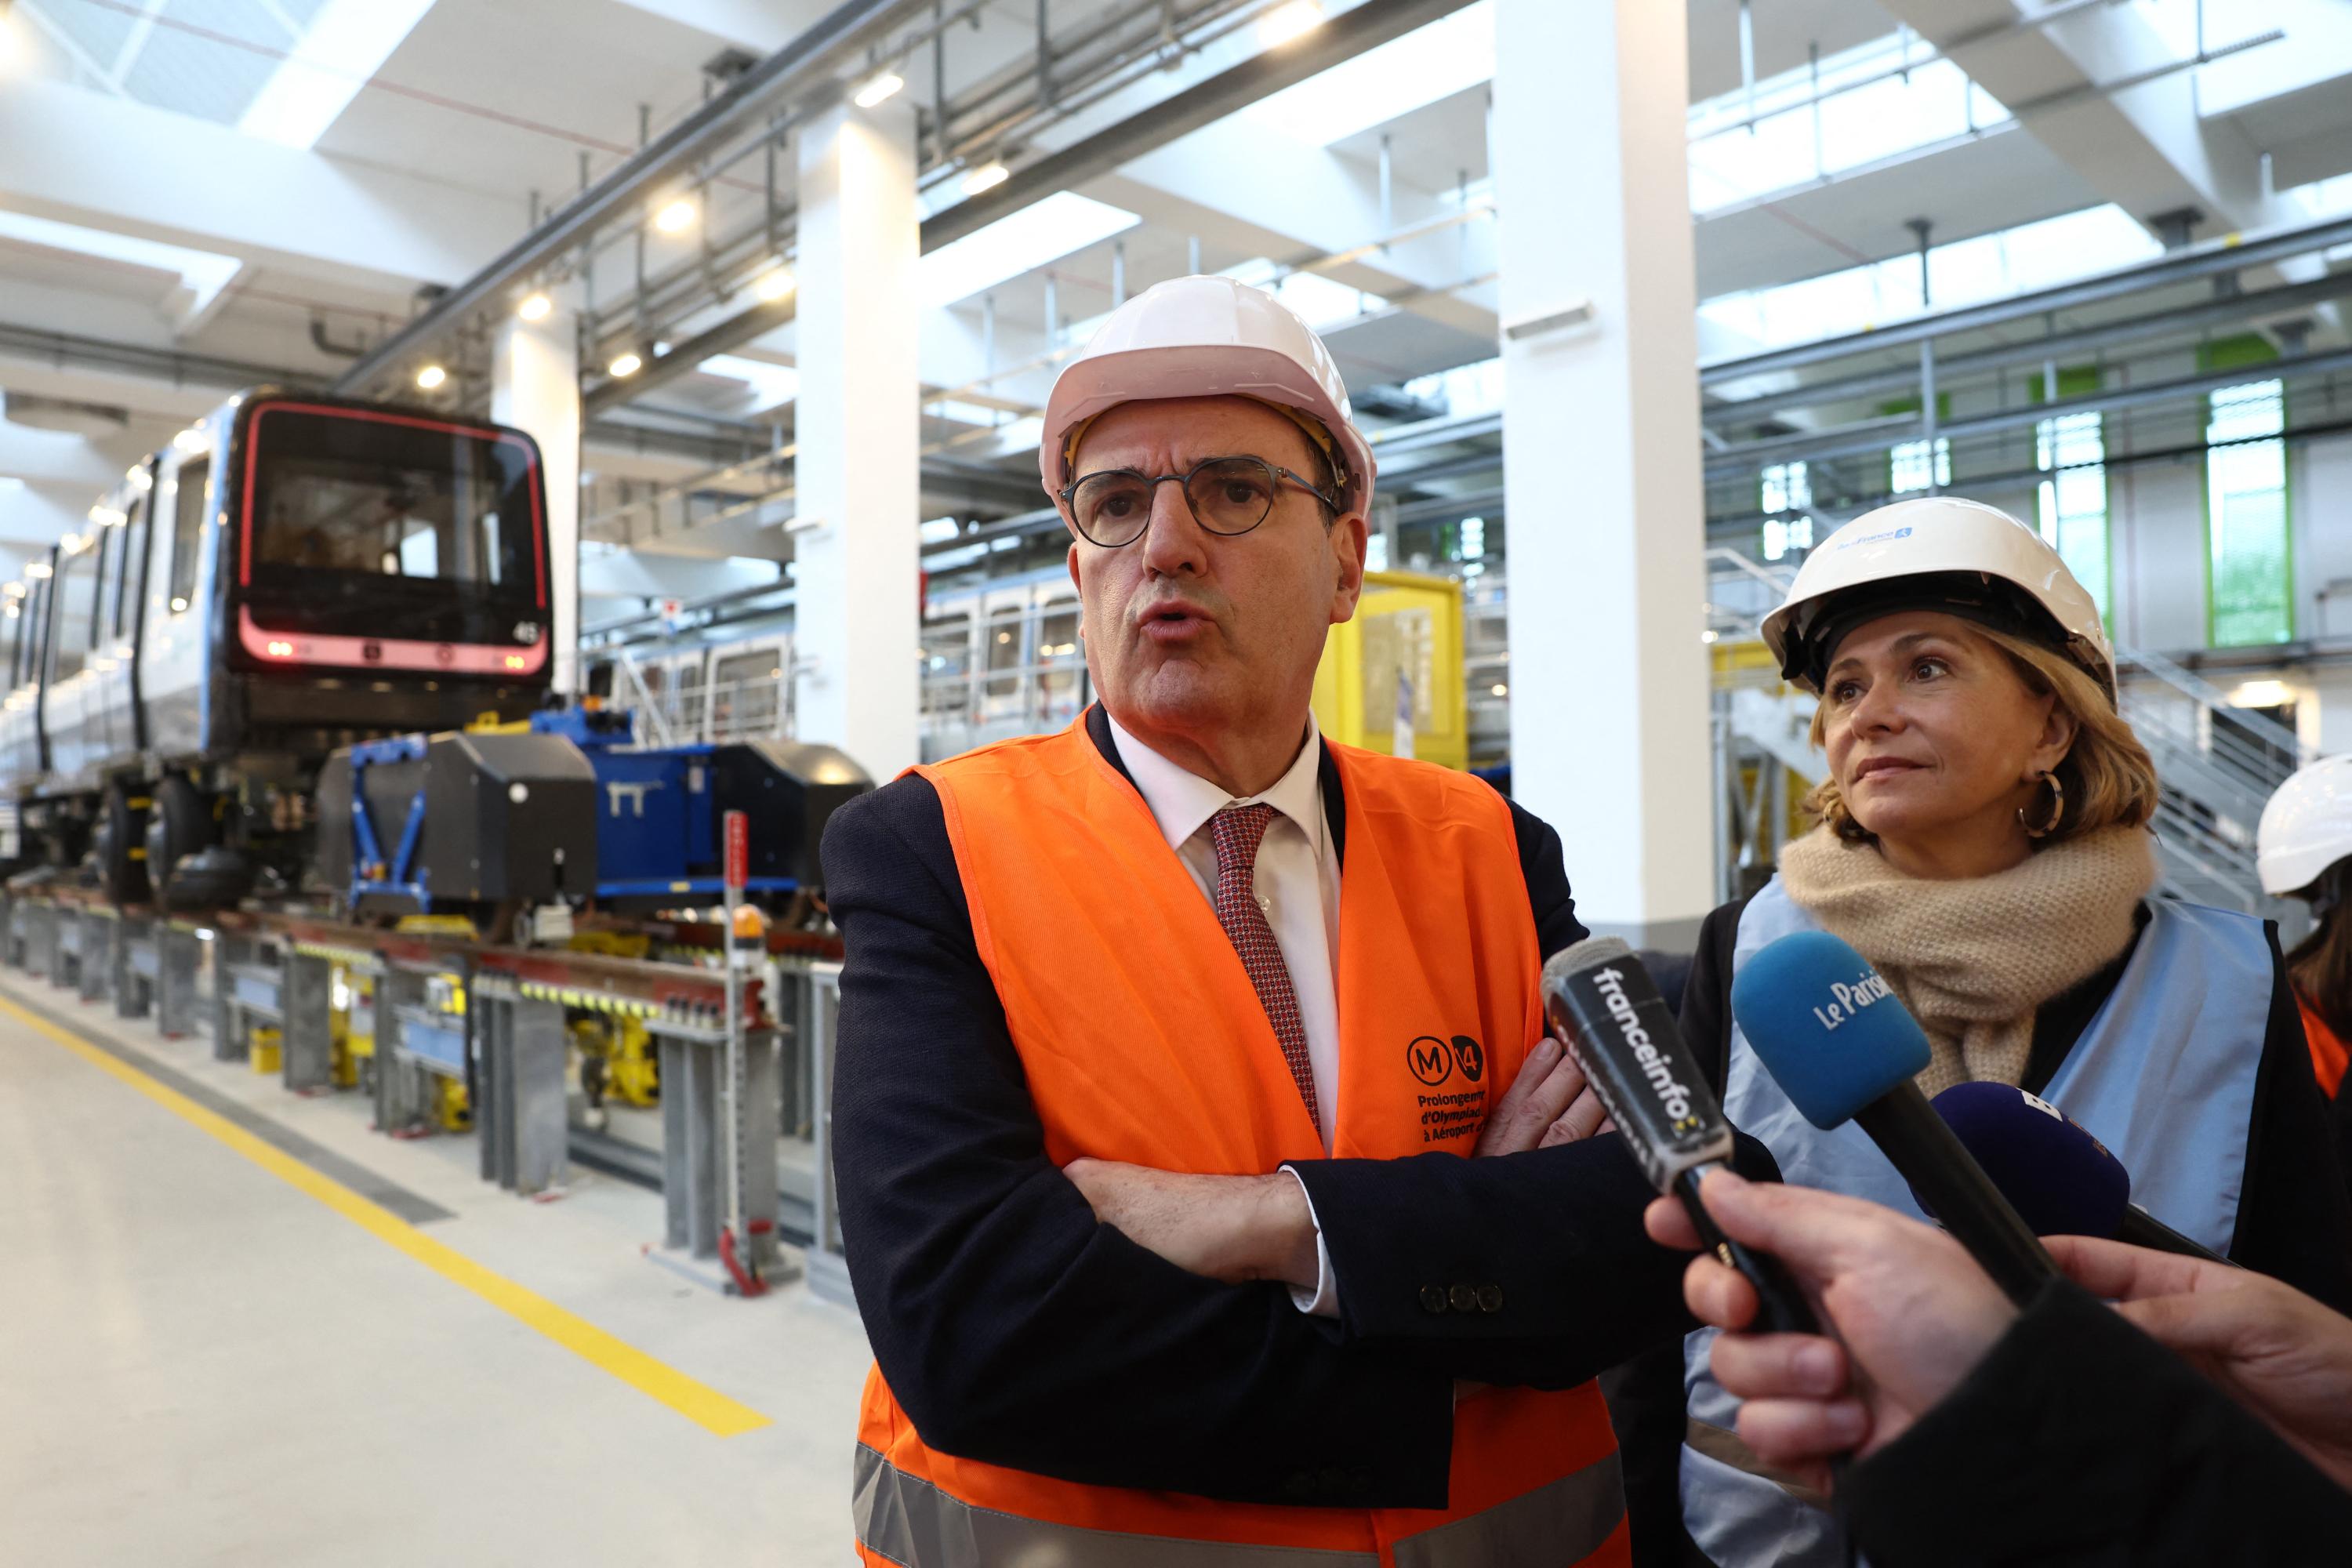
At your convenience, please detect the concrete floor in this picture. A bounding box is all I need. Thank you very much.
[0,965,874,1566]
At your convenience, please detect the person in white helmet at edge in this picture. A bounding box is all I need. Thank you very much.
[1604,496,2352,1568]
[821,275,1775,1568]
[2259,758,2352,1187]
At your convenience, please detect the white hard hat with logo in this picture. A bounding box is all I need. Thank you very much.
[1760,496,2116,699]
[2258,756,2352,899]
[1038,274,1376,517]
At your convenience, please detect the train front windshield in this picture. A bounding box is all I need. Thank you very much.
[242,405,546,651]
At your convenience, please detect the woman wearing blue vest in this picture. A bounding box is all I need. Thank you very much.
[1643,496,2352,1568]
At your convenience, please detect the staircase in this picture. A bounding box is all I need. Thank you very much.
[1704,548,2306,916]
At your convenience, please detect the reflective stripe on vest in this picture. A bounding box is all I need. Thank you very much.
[854,715,1627,1568]
[1680,880,2272,1568]
[855,1444,1628,1568]
[2300,996,2350,1099]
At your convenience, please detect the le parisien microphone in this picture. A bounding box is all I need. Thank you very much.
[1728,929,2059,1303]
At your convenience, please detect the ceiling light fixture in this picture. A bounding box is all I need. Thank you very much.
[25,562,52,580]
[961,162,1011,196]
[853,70,905,109]
[755,267,795,303]
[126,466,152,492]
[517,292,553,322]
[415,364,448,390]
[608,351,644,379]
[654,198,698,234]
[172,428,206,452]
[1258,0,1325,46]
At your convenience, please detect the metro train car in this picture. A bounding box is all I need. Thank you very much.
[0,388,554,908]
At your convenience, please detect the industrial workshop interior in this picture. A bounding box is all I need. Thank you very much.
[8,0,2352,1563]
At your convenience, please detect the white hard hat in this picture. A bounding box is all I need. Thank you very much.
[1038,274,1376,517]
[2258,756,2352,898]
[1761,496,2116,698]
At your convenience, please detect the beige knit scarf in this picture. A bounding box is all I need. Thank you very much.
[1775,825,2157,1097]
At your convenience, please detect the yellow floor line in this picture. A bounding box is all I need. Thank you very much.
[5,991,772,1439]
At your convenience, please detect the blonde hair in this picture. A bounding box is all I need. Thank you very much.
[1803,623,2159,847]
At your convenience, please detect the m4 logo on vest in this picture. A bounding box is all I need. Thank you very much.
[1410,1034,1489,1143]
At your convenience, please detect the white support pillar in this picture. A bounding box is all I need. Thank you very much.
[1494,0,1712,948]
[493,306,582,694]
[793,97,920,779]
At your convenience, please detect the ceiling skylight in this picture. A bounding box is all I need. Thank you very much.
[1246,1,1493,147]
[1220,260,1384,332]
[699,353,800,413]
[0,209,241,321]
[239,0,436,150]
[919,192,1142,310]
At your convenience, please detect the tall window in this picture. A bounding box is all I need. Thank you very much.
[2206,379,2290,647]
[1760,462,1813,561]
[1890,438,1951,494]
[2037,410,2110,620]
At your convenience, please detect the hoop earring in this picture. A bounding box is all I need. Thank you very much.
[2019,770,2065,840]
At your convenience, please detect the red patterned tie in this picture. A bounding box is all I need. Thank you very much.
[1209,803,1321,1134]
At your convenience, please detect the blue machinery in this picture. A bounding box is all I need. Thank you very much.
[321,709,871,917]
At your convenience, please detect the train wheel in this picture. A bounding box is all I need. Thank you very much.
[144,776,210,906]
[97,784,152,907]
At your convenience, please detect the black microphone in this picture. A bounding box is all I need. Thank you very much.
[1929,1083,2233,1265]
[1541,935,1821,1336]
[1729,931,2058,1305]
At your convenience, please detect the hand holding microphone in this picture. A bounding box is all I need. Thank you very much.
[1541,936,1820,1336]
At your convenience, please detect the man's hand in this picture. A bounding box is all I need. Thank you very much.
[1064,1160,1320,1289]
[2047,1235,2352,1491]
[1473,1035,1612,1156]
[1645,1171,2016,1490]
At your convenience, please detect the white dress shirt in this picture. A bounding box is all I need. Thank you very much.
[1105,711,1343,1315]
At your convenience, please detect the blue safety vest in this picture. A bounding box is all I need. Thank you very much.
[1679,878,2272,1568]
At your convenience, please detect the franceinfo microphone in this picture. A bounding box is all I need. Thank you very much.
[1929,1083,2232,1265]
[1728,930,2058,1304]
[1541,936,1820,1336]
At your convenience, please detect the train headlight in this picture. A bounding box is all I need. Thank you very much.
[503,654,528,670]
[514,620,542,644]
[266,640,295,657]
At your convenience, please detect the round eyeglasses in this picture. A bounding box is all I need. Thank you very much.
[1058,455,1341,548]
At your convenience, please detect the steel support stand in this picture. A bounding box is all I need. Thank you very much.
[157,922,201,1042]
[803,961,855,1308]
[376,967,431,1136]
[281,949,334,1091]
[477,990,568,1196]
[77,911,111,1004]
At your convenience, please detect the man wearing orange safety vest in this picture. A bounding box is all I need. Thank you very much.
[824,276,1754,1567]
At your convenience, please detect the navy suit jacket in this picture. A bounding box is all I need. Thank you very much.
[821,709,1754,1509]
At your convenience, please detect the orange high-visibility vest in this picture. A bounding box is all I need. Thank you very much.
[853,715,1629,1568]
[2298,996,2350,1100]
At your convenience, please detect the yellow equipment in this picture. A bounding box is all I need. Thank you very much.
[250,1025,283,1075]
[1312,570,1468,770]
[572,1015,660,1110]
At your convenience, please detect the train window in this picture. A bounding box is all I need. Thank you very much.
[710,649,781,738]
[93,517,122,646]
[51,545,98,682]
[1035,605,1083,726]
[983,607,1024,700]
[169,455,210,613]
[246,411,530,591]
[920,611,972,720]
[113,495,148,639]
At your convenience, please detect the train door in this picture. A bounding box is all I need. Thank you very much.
[706,636,789,742]
[0,572,42,787]
[136,435,216,761]
[92,476,148,772]
[975,584,1033,739]
[1032,584,1087,731]
[42,532,104,790]
[918,595,978,761]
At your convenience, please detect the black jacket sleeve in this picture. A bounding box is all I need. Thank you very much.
[824,777,1455,1509]
[1846,1279,2352,1566]
[2227,927,2352,1316]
